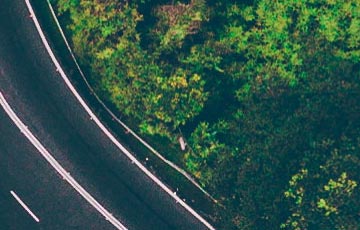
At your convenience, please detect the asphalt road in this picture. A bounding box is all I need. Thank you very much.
[0,0,211,229]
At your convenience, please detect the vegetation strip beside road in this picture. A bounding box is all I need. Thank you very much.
[44,0,217,204]
[52,0,360,229]
[27,0,216,229]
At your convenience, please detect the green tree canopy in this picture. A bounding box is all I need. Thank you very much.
[56,0,360,229]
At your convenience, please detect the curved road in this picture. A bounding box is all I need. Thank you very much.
[0,0,212,229]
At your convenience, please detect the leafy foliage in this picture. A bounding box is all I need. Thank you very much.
[56,0,360,229]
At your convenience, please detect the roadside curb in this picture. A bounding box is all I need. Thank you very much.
[27,0,216,229]
[44,0,217,204]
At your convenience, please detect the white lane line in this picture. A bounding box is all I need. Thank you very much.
[25,1,215,229]
[45,0,217,204]
[0,93,127,230]
[10,190,40,223]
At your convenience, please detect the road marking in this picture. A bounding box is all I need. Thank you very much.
[25,1,216,229]
[45,0,217,205]
[10,190,40,223]
[0,93,127,230]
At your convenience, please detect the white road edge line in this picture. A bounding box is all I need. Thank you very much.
[25,1,216,229]
[10,190,40,223]
[45,0,217,204]
[0,93,127,230]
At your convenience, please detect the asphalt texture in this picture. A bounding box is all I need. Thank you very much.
[0,0,210,229]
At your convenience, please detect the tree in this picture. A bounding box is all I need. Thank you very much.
[55,0,360,229]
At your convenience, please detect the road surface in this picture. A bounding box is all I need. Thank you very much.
[0,0,213,229]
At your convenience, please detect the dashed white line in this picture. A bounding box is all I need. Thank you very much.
[10,190,40,223]
[0,93,127,230]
